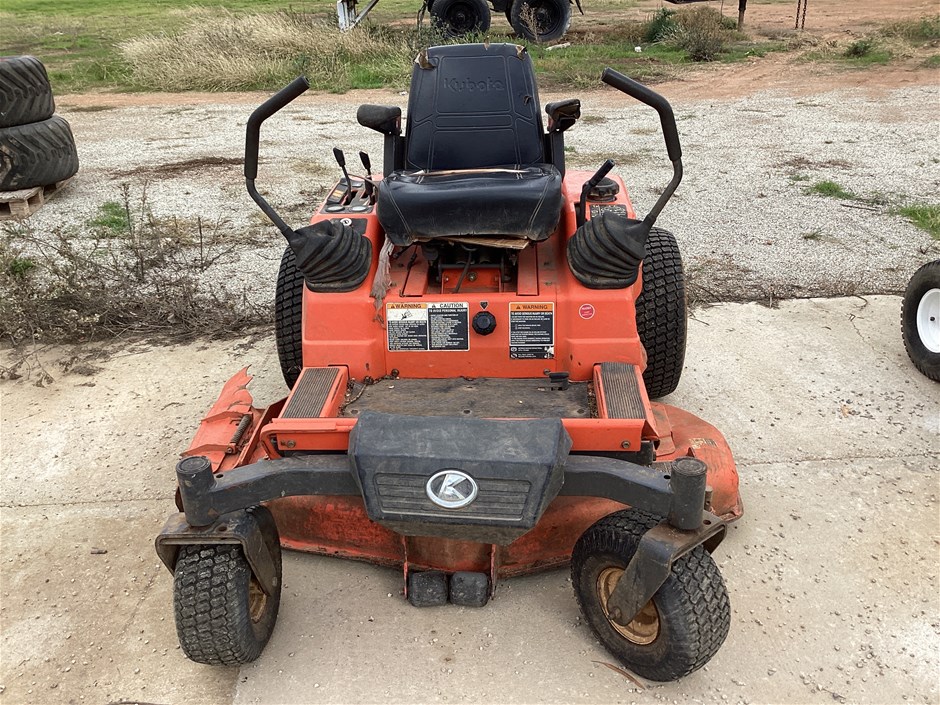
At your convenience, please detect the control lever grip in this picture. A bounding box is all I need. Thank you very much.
[601,68,681,162]
[245,76,310,180]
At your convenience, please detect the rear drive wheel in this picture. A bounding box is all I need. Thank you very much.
[509,0,571,43]
[431,0,492,37]
[275,246,305,389]
[571,509,730,682]
[902,260,940,381]
[635,227,686,398]
[173,534,282,665]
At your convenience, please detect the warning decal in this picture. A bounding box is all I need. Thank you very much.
[509,302,554,359]
[387,302,469,352]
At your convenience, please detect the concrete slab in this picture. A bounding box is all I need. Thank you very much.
[1,296,937,705]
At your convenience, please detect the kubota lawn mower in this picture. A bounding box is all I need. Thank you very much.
[155,43,743,682]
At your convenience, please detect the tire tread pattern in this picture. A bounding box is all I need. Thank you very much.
[0,55,55,128]
[635,227,687,398]
[275,246,305,389]
[174,545,268,666]
[0,115,79,190]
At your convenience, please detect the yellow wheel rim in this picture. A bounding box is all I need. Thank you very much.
[596,566,660,645]
[248,575,268,623]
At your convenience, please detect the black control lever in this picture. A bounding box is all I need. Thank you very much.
[359,151,374,201]
[577,159,615,228]
[245,75,310,237]
[333,147,352,204]
[601,68,683,225]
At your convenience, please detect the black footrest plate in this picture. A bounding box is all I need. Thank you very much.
[282,367,341,419]
[598,362,646,419]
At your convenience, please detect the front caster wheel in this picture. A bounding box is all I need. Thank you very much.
[173,533,282,665]
[571,509,730,682]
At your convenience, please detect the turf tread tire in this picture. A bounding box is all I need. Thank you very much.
[635,227,686,398]
[173,544,281,666]
[901,259,940,381]
[0,115,79,190]
[275,246,305,389]
[571,509,730,682]
[0,55,55,128]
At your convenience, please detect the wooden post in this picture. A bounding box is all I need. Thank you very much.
[737,0,747,28]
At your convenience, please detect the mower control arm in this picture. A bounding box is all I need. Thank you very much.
[601,68,683,225]
[244,75,310,237]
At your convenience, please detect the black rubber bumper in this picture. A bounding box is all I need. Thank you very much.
[175,452,709,540]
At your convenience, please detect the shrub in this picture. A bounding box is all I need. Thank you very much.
[670,6,729,62]
[645,8,678,43]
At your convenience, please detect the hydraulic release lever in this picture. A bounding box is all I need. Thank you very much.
[359,151,374,201]
[333,147,352,204]
[577,159,615,228]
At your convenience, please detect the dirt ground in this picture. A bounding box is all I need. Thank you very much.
[1,5,939,704]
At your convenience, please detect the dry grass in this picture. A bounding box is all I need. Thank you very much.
[120,9,417,92]
[0,185,267,345]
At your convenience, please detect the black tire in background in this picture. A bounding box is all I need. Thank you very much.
[509,0,571,43]
[275,246,306,389]
[901,259,940,382]
[0,115,79,190]
[431,0,492,37]
[571,509,730,682]
[635,227,687,399]
[0,55,55,128]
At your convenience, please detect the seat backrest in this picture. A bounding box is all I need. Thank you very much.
[405,44,545,171]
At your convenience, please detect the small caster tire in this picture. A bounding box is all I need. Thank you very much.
[173,516,281,665]
[571,509,730,682]
[407,570,448,607]
[449,571,490,607]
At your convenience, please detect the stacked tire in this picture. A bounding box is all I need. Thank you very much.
[0,55,79,191]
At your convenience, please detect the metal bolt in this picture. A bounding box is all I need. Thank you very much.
[610,606,623,622]
[285,440,296,449]
[621,440,631,449]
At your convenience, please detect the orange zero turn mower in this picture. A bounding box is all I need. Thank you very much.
[155,43,743,682]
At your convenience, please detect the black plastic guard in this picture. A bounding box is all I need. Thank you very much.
[349,411,572,544]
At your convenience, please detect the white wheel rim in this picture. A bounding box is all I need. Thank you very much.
[917,288,940,353]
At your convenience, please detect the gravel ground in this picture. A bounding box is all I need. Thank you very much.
[29,81,940,310]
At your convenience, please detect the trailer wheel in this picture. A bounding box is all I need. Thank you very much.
[509,0,571,43]
[0,115,79,190]
[902,260,940,381]
[0,55,55,128]
[174,540,282,666]
[571,509,730,682]
[636,227,686,398]
[275,246,305,389]
[431,0,491,37]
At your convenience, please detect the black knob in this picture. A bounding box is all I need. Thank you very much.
[472,311,497,336]
[588,176,620,202]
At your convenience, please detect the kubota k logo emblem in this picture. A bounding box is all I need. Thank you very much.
[426,470,478,509]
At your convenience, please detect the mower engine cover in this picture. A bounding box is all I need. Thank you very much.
[350,411,572,544]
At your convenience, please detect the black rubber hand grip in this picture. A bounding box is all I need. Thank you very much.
[245,76,310,180]
[601,68,681,162]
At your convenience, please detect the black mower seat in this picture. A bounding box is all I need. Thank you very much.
[377,43,563,246]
